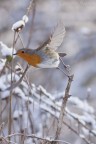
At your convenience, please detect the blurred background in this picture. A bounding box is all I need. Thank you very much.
[0,0,96,100]
[0,1,96,144]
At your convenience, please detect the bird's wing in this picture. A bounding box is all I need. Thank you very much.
[47,22,66,50]
[36,22,65,51]
[36,38,50,51]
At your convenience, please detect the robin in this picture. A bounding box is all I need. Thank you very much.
[14,23,66,69]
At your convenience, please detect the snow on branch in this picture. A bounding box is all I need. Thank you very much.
[12,15,28,32]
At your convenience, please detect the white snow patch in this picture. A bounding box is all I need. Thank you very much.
[0,41,15,57]
[12,20,25,31]
[22,15,29,23]
[13,110,22,119]
[12,15,28,31]
[69,97,94,113]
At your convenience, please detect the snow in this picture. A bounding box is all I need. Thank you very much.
[0,41,16,57]
[79,134,85,139]
[80,26,91,35]
[12,15,28,31]
[13,110,22,119]
[92,130,96,135]
[82,128,89,136]
[1,90,10,99]
[87,87,91,93]
[69,97,94,113]
[12,20,25,31]
[81,112,96,127]
[22,15,29,23]
[37,85,55,100]
[22,110,29,129]
[24,138,33,144]
[0,75,9,90]
[0,59,6,70]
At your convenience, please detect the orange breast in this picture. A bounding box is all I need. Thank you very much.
[19,53,42,67]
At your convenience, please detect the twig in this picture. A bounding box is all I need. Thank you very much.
[18,33,25,48]
[26,0,34,16]
[0,60,7,77]
[59,57,69,70]
[53,75,74,144]
[66,110,96,137]
[57,66,69,77]
[0,101,8,117]
[63,121,92,144]
[26,0,36,48]
[5,133,71,144]
[2,136,18,144]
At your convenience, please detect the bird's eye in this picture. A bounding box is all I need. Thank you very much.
[21,51,25,53]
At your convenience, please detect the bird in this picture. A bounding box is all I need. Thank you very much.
[14,23,66,69]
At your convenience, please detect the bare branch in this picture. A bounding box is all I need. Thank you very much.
[26,0,36,48]
[51,75,74,144]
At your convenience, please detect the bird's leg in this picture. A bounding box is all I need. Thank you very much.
[57,66,70,78]
[59,57,71,73]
